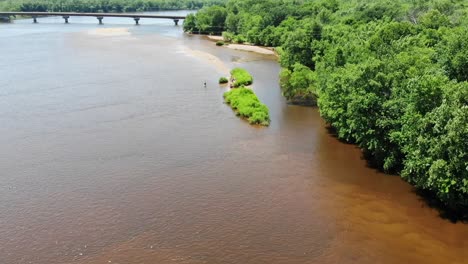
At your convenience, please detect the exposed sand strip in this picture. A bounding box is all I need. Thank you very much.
[225,44,276,55]
[206,35,276,55]
[178,46,230,75]
[87,28,131,37]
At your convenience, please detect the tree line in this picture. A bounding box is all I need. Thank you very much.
[0,0,225,12]
[184,0,468,213]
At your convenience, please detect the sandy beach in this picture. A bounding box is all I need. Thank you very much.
[207,35,277,56]
[207,35,224,41]
[225,44,276,55]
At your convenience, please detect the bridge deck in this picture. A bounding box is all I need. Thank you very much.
[0,12,186,19]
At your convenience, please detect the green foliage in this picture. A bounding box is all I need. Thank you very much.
[402,83,468,209]
[183,5,227,35]
[224,87,270,126]
[233,34,246,44]
[419,9,451,29]
[222,31,234,42]
[279,19,322,69]
[216,40,224,46]
[280,63,317,105]
[230,67,253,87]
[183,13,197,33]
[184,0,468,210]
[436,27,468,82]
[219,77,228,84]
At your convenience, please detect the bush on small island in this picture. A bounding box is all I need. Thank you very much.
[230,68,253,87]
[219,77,229,84]
[224,87,270,126]
[216,41,225,46]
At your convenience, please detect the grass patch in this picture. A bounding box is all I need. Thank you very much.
[216,41,225,46]
[219,77,229,84]
[230,68,253,87]
[224,87,270,126]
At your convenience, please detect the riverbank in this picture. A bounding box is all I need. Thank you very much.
[207,35,277,56]
[204,35,317,107]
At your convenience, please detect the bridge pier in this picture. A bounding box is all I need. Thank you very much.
[96,16,103,25]
[173,19,179,26]
[62,16,69,23]
[134,17,140,25]
[32,16,37,23]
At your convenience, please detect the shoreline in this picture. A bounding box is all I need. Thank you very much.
[206,35,277,56]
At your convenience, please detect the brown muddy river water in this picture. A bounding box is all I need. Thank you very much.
[0,11,467,264]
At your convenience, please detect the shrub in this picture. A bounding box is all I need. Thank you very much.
[230,68,253,87]
[216,41,225,46]
[224,87,270,126]
[219,77,229,84]
[233,35,246,44]
[222,31,234,42]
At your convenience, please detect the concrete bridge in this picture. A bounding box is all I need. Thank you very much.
[0,12,186,25]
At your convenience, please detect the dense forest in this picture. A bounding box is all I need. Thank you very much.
[0,0,225,12]
[185,0,468,213]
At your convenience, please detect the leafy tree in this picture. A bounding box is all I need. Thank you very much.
[436,27,468,82]
[183,13,197,32]
[280,63,317,105]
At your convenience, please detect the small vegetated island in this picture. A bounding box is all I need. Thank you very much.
[230,67,253,87]
[223,68,269,126]
[218,77,229,84]
[184,0,468,214]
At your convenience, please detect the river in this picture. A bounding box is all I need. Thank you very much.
[0,11,466,264]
